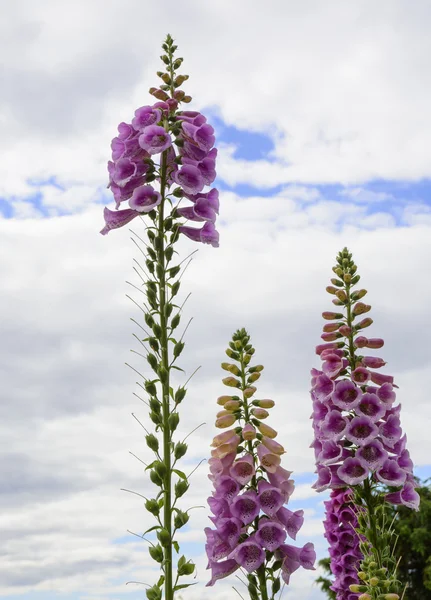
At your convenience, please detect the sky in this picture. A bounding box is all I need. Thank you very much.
[1,1,431,599]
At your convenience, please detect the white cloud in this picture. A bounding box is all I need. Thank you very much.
[2,2,431,598]
[1,195,431,597]
[1,0,431,200]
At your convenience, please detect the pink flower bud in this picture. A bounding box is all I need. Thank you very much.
[244,386,257,398]
[370,372,395,386]
[366,338,384,349]
[248,372,261,383]
[222,376,241,388]
[321,332,342,341]
[362,356,386,369]
[251,408,269,419]
[261,437,286,455]
[257,422,278,439]
[322,311,344,320]
[224,400,241,411]
[354,336,368,348]
[338,325,352,336]
[316,342,344,355]
[242,423,256,440]
[352,302,371,316]
[215,414,237,428]
[217,395,233,405]
[221,362,241,375]
[256,399,275,409]
[323,322,341,333]
[355,317,373,329]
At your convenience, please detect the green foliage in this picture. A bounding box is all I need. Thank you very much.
[315,557,336,600]
[315,481,431,599]
[394,481,431,598]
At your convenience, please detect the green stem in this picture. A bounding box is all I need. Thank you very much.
[362,478,383,569]
[158,149,173,600]
[239,350,258,491]
[256,565,269,600]
[344,282,356,372]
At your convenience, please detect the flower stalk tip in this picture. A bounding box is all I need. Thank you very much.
[205,328,315,598]
[310,248,419,600]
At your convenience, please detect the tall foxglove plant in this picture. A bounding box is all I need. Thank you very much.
[206,328,316,599]
[310,248,420,600]
[101,34,219,600]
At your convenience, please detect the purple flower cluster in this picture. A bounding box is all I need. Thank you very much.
[310,342,419,510]
[205,427,315,587]
[323,489,363,600]
[100,104,219,247]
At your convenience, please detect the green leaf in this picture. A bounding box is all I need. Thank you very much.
[173,540,180,553]
[173,469,187,480]
[143,524,161,536]
[173,583,197,591]
[272,577,281,595]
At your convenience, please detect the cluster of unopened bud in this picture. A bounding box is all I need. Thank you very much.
[213,329,279,445]
[349,562,400,600]
[149,33,192,104]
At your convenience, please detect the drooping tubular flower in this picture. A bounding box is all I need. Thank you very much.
[100,40,219,247]
[323,489,364,600]
[101,35,219,600]
[310,248,419,600]
[206,329,315,597]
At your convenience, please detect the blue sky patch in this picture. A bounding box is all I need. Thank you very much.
[208,114,276,161]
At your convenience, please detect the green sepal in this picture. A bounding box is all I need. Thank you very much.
[174,442,187,459]
[171,281,180,296]
[171,313,181,329]
[157,528,171,547]
[149,411,163,426]
[173,341,184,358]
[145,433,159,452]
[147,353,158,371]
[164,303,173,318]
[148,337,159,353]
[174,479,189,498]
[147,247,157,261]
[149,544,164,563]
[169,412,180,431]
[146,259,155,275]
[153,461,167,478]
[174,387,186,404]
[145,585,162,600]
[174,509,189,529]
[169,265,181,278]
[165,245,174,261]
[149,397,161,413]
[178,560,195,576]
[152,322,162,338]
[150,469,163,487]
[145,498,160,516]
[145,380,158,396]
[144,313,155,328]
